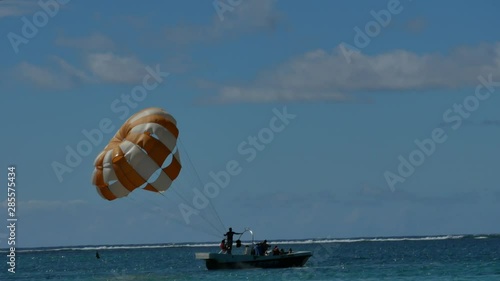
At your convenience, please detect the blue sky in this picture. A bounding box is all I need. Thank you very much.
[0,0,499,248]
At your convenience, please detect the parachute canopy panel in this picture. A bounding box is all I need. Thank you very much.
[92,107,182,200]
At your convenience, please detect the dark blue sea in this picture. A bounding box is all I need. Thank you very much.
[2,234,500,280]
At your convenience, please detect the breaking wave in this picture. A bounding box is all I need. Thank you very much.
[4,234,498,253]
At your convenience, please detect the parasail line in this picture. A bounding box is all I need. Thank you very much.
[178,138,227,233]
[158,179,225,237]
[125,193,222,239]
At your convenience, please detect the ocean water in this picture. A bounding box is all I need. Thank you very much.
[2,234,499,280]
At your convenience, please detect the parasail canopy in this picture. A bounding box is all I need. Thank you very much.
[92,107,181,200]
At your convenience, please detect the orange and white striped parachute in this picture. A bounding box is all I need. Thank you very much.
[92,107,182,201]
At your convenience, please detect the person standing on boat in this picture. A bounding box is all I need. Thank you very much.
[259,240,270,256]
[224,227,241,254]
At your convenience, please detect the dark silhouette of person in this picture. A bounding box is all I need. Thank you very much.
[220,239,227,253]
[272,245,280,255]
[96,251,100,259]
[224,227,241,254]
[259,240,270,256]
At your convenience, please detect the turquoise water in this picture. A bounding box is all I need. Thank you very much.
[2,235,499,280]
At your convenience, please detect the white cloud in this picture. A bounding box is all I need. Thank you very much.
[56,33,116,51]
[207,42,500,103]
[164,0,279,44]
[86,52,147,83]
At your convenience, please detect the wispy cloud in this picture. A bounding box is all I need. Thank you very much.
[204,42,500,104]
[15,56,93,90]
[208,87,356,104]
[56,33,116,51]
[16,62,69,90]
[14,56,95,90]
[405,17,427,33]
[14,52,149,89]
[86,52,148,84]
[164,0,280,45]
[0,0,37,18]
[54,56,94,82]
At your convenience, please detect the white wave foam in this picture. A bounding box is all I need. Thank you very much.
[0,235,469,253]
[12,243,222,253]
[269,235,464,245]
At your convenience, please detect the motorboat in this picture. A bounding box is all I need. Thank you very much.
[195,228,313,270]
